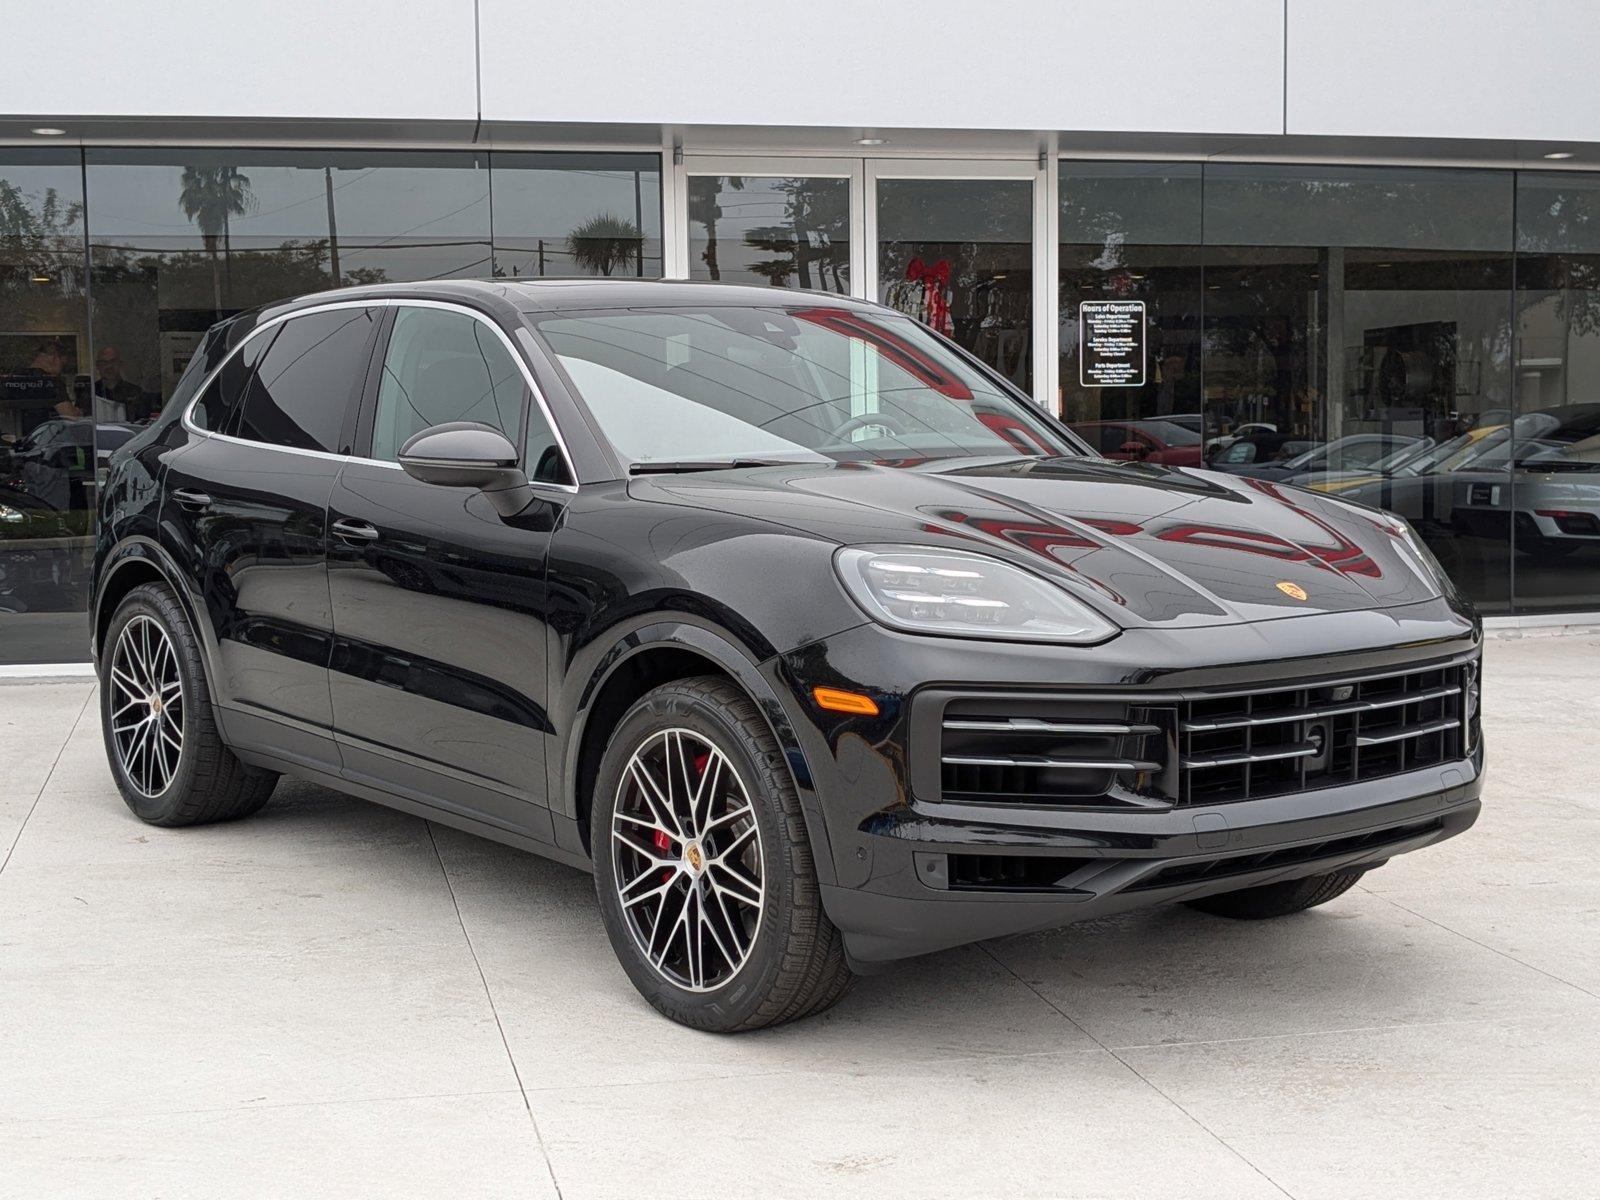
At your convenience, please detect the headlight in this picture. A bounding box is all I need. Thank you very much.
[0,503,25,525]
[834,546,1118,644]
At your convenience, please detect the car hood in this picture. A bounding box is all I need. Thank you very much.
[632,457,1446,629]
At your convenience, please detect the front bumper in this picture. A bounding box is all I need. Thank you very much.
[772,600,1484,965]
[825,761,1481,963]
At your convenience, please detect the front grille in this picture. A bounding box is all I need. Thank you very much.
[1179,661,1474,806]
[938,695,1172,807]
[920,653,1479,810]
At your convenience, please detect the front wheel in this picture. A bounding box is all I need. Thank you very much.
[1184,868,1366,920]
[591,676,852,1031]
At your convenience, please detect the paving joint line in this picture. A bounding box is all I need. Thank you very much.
[0,684,96,877]
[1359,884,1600,1003]
[427,821,566,1200]
[978,941,1299,1200]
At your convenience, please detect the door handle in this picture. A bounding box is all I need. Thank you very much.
[331,517,380,542]
[171,488,212,510]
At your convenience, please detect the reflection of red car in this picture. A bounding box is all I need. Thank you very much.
[1070,418,1204,467]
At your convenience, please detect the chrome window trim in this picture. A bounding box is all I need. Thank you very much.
[180,296,580,492]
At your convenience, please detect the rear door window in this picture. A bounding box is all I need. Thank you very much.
[234,308,378,453]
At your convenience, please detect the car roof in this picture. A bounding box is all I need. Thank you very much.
[255,277,884,320]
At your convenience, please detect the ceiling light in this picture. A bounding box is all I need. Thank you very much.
[1544,151,1575,160]
[855,137,888,146]
[30,127,66,136]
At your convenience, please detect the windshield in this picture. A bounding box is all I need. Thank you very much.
[528,305,1076,467]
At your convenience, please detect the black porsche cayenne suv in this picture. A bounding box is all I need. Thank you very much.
[92,280,1484,1031]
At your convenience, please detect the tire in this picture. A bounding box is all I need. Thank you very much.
[99,582,278,827]
[591,676,852,1032]
[1184,868,1366,920]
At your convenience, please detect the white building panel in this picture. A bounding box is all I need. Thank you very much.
[0,0,479,122]
[479,0,1286,136]
[1287,0,1600,143]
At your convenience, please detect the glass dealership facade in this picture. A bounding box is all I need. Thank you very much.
[3,145,1598,663]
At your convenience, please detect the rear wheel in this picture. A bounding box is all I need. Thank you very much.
[100,582,277,826]
[1184,868,1365,920]
[591,676,852,1031]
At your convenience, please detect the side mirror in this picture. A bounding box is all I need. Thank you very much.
[398,421,532,518]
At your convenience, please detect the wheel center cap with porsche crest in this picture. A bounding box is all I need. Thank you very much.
[684,842,705,874]
[1276,581,1309,601]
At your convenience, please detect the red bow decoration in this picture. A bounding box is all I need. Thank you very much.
[905,258,951,287]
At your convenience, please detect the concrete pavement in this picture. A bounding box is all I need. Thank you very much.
[1,634,1596,1199]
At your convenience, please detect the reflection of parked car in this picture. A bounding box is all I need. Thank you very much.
[1231,434,1424,483]
[0,483,87,613]
[1450,405,1600,559]
[1071,418,1203,466]
[1204,421,1276,457]
[1205,429,1316,473]
[1310,424,1512,538]
[0,419,137,514]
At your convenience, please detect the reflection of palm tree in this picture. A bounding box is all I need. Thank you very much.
[178,166,256,313]
[687,177,745,281]
[567,213,642,277]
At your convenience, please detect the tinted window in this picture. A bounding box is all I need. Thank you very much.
[524,403,570,485]
[191,329,270,432]
[371,307,526,462]
[235,308,376,452]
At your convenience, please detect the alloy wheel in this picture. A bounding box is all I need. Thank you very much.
[108,614,184,797]
[610,728,765,992]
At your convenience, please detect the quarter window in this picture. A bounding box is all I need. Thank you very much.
[234,308,377,453]
[371,307,527,463]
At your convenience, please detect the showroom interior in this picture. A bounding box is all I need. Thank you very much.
[5,148,1599,663]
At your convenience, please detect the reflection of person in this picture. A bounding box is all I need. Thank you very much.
[93,346,144,422]
[22,339,81,418]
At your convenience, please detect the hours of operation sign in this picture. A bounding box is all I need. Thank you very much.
[1078,299,1146,388]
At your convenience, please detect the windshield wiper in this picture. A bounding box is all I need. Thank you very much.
[628,457,814,475]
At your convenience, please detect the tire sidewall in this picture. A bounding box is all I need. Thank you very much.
[99,585,206,823]
[591,684,799,1029]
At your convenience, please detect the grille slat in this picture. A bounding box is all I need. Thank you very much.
[1181,685,1461,733]
[944,718,1162,735]
[943,753,1164,771]
[1185,742,1319,769]
[1355,717,1461,747]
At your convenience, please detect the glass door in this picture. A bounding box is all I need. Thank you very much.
[669,156,1052,408]
[867,160,1049,404]
[678,157,865,293]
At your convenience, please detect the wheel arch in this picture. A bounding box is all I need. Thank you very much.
[561,623,833,881]
[93,538,220,701]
